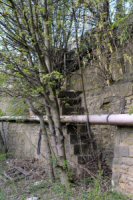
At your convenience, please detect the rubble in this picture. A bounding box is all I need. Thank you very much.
[3,158,45,181]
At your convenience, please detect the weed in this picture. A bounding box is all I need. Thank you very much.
[0,190,6,200]
[0,154,7,162]
[107,191,129,200]
[29,181,49,193]
[80,177,129,200]
[51,181,74,200]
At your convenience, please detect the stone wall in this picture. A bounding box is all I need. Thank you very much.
[67,59,133,194]
[67,73,133,167]
[67,41,133,168]
[112,126,133,197]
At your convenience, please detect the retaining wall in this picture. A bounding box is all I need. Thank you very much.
[112,126,133,197]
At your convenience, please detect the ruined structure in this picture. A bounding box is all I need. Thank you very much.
[0,39,133,196]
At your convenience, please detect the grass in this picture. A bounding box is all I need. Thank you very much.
[28,178,129,200]
[0,178,129,200]
[0,190,6,200]
[0,159,130,200]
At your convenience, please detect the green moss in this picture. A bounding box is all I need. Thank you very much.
[0,109,5,117]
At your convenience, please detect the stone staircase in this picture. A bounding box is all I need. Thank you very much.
[58,91,92,173]
[58,90,84,115]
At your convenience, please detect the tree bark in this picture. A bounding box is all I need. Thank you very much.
[26,99,55,181]
[39,115,55,181]
[42,97,58,157]
[49,91,69,185]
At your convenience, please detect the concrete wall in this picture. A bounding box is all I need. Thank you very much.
[7,122,40,159]
[1,122,80,168]
[0,121,52,165]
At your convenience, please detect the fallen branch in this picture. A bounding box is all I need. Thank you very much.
[3,171,13,180]
[14,166,31,177]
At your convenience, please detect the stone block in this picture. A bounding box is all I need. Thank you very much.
[129,146,133,157]
[121,157,133,166]
[112,164,120,173]
[112,158,121,165]
[124,138,133,145]
[74,144,90,155]
[77,124,88,133]
[112,172,120,186]
[62,106,84,115]
[67,124,88,135]
[119,182,133,195]
[114,145,129,157]
[114,146,120,158]
[58,90,82,98]
[70,134,79,144]
[67,125,77,134]
[59,97,81,106]
[70,134,89,145]
[120,146,129,157]
[78,155,92,164]
[110,82,133,97]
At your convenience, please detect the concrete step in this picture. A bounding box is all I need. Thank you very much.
[67,124,88,134]
[74,144,91,155]
[77,124,88,133]
[78,155,92,165]
[62,106,84,115]
[59,96,81,106]
[70,133,90,144]
[58,90,82,98]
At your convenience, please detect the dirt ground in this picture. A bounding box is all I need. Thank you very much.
[0,158,130,200]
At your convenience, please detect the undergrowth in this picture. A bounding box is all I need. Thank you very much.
[28,177,129,200]
[0,159,130,200]
[0,178,129,200]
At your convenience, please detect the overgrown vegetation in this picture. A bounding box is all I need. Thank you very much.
[0,0,132,192]
[0,159,129,200]
[7,98,29,116]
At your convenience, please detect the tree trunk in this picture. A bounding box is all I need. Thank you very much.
[42,97,58,157]
[39,115,55,181]
[26,99,55,181]
[49,92,69,185]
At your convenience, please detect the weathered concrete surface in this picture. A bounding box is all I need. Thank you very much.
[112,127,133,197]
[7,123,41,159]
